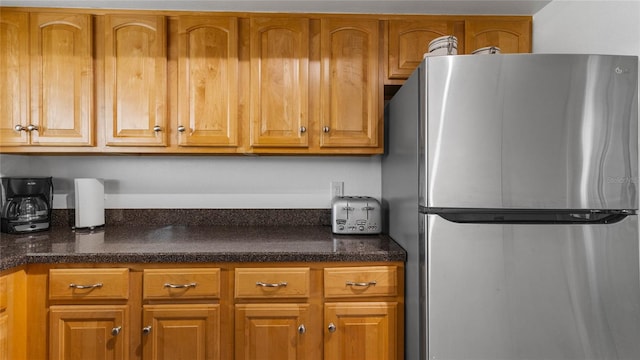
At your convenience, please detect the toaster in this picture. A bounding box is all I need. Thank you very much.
[331,196,381,234]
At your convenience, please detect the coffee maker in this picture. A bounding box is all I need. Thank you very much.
[1,177,53,233]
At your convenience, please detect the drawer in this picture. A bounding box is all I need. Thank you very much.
[0,276,7,311]
[49,268,129,301]
[324,266,398,298]
[235,267,310,299]
[143,268,221,300]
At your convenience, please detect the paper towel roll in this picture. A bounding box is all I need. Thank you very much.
[74,178,105,229]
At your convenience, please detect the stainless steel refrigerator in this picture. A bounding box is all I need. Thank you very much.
[382,54,640,360]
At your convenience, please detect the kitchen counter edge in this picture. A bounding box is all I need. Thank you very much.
[0,225,407,271]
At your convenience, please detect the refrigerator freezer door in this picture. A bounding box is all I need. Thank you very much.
[421,54,638,210]
[424,214,640,360]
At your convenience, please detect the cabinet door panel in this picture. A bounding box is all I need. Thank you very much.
[30,13,93,146]
[0,10,29,146]
[387,19,464,80]
[49,305,128,360]
[320,18,379,148]
[178,16,238,147]
[465,18,531,54]
[0,312,7,360]
[250,17,309,148]
[235,304,310,360]
[143,304,220,360]
[324,302,397,360]
[105,15,167,146]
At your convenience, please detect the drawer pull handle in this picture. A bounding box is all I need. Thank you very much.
[69,283,103,289]
[111,326,122,336]
[163,282,197,289]
[346,280,377,287]
[256,281,288,288]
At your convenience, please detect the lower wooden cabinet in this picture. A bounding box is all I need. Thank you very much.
[323,266,400,360]
[0,312,7,360]
[49,305,129,360]
[21,262,403,359]
[142,304,220,360]
[0,269,27,360]
[324,302,398,360]
[235,304,313,360]
[0,275,7,360]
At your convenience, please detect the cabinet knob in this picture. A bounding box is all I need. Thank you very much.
[142,326,152,335]
[299,126,307,134]
[327,323,336,333]
[177,125,186,133]
[323,126,330,133]
[14,125,26,132]
[153,125,162,132]
[111,326,122,336]
[26,124,38,132]
[298,324,306,334]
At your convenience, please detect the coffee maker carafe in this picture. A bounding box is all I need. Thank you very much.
[1,177,53,233]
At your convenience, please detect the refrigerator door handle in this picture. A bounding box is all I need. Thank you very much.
[421,208,634,225]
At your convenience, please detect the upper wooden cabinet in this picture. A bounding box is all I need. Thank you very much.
[0,9,532,155]
[30,13,93,146]
[385,18,464,83]
[177,16,238,148]
[320,18,380,150]
[0,11,29,146]
[104,14,167,147]
[0,10,93,147]
[249,17,310,149]
[464,17,532,54]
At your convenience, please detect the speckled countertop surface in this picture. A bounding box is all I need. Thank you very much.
[0,224,406,271]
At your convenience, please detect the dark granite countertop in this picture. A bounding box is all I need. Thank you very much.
[0,225,406,271]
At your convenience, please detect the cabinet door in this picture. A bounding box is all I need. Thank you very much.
[235,304,311,360]
[250,17,309,148]
[0,10,29,146]
[104,15,167,146]
[30,13,93,146]
[50,305,128,360]
[324,302,397,360]
[386,19,464,81]
[0,312,7,360]
[142,304,220,360]
[464,18,531,54]
[177,16,238,147]
[320,18,380,149]
[0,275,6,360]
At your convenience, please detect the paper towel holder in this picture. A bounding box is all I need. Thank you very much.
[74,178,105,229]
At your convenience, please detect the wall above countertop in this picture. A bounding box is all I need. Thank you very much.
[0,154,382,209]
